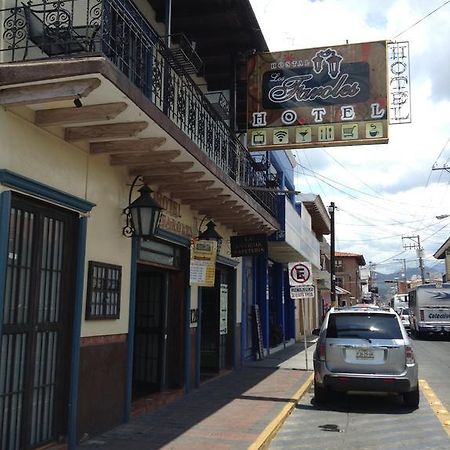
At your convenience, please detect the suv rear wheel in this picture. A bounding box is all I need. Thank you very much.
[403,386,419,408]
[314,382,328,403]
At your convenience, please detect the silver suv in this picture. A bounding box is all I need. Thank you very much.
[313,306,419,407]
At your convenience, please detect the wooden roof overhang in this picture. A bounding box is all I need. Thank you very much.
[0,57,278,235]
[149,0,269,91]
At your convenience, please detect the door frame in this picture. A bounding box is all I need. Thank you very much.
[124,231,191,421]
[0,171,94,450]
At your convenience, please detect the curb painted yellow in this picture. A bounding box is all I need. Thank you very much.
[419,379,450,438]
[248,372,314,450]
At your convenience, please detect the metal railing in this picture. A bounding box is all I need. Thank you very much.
[0,0,277,217]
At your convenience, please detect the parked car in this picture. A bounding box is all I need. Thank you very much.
[313,306,419,407]
[398,307,410,330]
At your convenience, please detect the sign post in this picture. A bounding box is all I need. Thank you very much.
[301,298,309,371]
[288,262,315,370]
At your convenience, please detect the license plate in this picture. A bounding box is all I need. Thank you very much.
[356,349,374,360]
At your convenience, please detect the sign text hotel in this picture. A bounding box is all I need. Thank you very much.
[247,41,389,151]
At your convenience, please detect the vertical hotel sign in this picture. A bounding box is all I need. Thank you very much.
[247,41,388,151]
[388,41,411,124]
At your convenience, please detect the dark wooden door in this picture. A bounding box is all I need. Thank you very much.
[0,195,77,450]
[133,268,167,396]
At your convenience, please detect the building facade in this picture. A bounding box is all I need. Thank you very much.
[0,1,330,449]
[334,251,366,305]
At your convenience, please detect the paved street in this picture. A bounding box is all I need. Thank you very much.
[269,335,450,450]
[412,335,450,411]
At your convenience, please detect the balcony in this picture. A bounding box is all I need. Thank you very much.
[0,0,278,233]
[268,196,320,266]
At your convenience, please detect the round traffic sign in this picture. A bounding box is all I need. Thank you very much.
[290,263,311,284]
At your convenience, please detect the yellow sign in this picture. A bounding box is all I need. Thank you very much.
[189,239,217,287]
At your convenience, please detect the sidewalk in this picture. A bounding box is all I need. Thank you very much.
[79,339,316,450]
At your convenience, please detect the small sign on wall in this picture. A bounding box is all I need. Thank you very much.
[219,284,228,335]
[189,239,217,287]
[230,234,267,257]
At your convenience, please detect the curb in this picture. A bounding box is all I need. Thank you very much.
[248,372,314,450]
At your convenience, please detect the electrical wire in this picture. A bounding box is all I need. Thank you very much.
[392,0,450,39]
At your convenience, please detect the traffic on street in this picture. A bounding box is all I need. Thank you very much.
[270,333,450,450]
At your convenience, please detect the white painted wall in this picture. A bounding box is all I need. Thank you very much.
[0,108,243,339]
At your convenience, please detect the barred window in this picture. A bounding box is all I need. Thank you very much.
[86,261,122,320]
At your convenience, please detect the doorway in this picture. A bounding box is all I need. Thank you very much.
[200,266,234,379]
[132,262,184,400]
[0,195,77,450]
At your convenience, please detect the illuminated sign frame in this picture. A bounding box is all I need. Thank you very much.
[247,41,389,151]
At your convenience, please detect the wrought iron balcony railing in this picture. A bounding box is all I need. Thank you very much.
[0,0,277,218]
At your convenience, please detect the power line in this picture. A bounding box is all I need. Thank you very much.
[295,164,438,218]
[393,0,450,39]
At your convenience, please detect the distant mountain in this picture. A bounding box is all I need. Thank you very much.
[371,262,446,300]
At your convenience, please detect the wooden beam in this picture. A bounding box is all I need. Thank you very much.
[143,171,205,184]
[0,78,101,107]
[175,188,224,199]
[160,180,215,192]
[199,202,241,214]
[35,102,127,126]
[110,150,180,166]
[90,137,166,154]
[129,162,195,176]
[185,195,231,207]
[65,122,148,142]
[217,215,253,226]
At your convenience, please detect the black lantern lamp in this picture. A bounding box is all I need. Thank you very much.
[198,220,223,254]
[123,176,163,239]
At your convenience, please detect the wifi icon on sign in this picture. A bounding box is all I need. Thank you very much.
[273,129,289,144]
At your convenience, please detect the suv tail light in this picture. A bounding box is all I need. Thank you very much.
[405,345,415,364]
[318,342,326,361]
[419,309,424,321]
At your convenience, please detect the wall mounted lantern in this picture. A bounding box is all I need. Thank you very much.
[198,220,223,254]
[123,176,163,239]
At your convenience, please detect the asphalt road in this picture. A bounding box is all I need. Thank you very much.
[412,334,450,412]
[269,335,450,450]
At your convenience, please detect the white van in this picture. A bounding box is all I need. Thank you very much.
[390,293,408,313]
[409,284,450,337]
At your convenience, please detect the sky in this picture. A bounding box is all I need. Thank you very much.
[250,0,450,275]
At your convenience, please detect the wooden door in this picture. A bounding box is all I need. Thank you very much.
[0,195,77,450]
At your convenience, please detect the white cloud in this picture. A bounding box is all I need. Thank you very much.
[251,0,450,273]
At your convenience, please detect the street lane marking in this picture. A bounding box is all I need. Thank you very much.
[248,372,314,450]
[420,378,450,438]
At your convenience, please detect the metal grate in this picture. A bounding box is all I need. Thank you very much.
[85,261,121,320]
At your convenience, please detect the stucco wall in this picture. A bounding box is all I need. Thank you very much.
[0,108,243,338]
[0,109,132,337]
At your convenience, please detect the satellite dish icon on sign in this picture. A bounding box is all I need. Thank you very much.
[273,129,289,144]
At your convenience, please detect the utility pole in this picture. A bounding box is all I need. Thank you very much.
[367,261,378,303]
[432,164,450,174]
[402,235,425,284]
[328,202,336,307]
[393,258,407,281]
[393,257,407,293]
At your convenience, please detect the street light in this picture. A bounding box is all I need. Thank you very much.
[122,176,164,239]
[328,202,336,307]
[198,220,223,254]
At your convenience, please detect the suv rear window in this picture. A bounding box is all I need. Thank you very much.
[326,313,402,339]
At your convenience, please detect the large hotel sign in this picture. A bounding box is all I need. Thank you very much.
[247,41,388,151]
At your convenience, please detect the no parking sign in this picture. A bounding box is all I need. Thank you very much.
[288,262,312,286]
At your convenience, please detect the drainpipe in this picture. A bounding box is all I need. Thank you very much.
[165,0,172,47]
